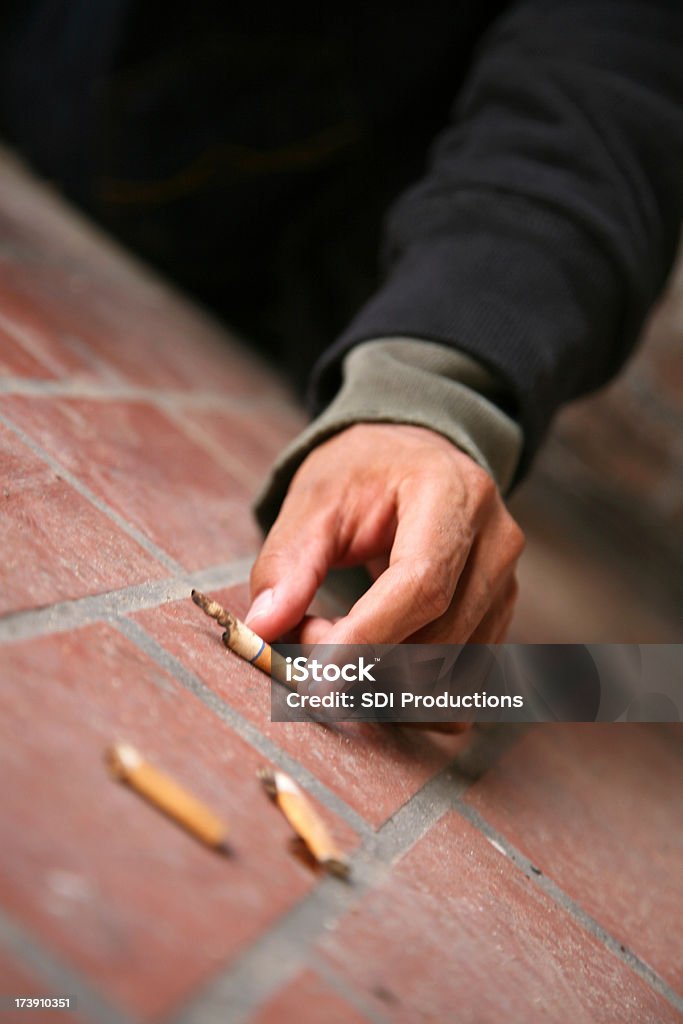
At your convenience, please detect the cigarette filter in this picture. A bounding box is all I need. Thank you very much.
[259,767,350,879]
[106,743,230,854]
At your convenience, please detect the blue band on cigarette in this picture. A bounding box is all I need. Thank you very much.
[249,639,266,664]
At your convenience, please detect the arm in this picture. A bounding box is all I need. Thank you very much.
[248,0,683,644]
[312,0,683,474]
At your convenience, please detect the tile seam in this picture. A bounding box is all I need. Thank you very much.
[167,777,457,1024]
[0,376,300,415]
[449,797,683,1015]
[306,954,394,1024]
[0,907,137,1024]
[0,410,182,573]
[113,617,373,840]
[165,730,522,1024]
[159,402,263,491]
[0,559,254,642]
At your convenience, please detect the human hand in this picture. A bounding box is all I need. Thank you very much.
[246,423,524,645]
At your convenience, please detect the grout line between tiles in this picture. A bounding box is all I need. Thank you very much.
[0,410,182,574]
[114,617,372,840]
[0,375,302,416]
[165,729,522,1024]
[0,559,254,642]
[448,797,683,1015]
[0,907,137,1024]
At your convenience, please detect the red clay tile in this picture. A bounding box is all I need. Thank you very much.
[0,172,285,396]
[0,321,58,378]
[250,970,371,1024]
[318,811,681,1024]
[464,724,683,993]
[0,624,353,1019]
[0,953,80,1024]
[135,586,471,829]
[0,422,165,615]
[0,397,261,569]
[183,404,307,482]
[0,245,294,398]
[0,162,297,399]
[0,281,107,381]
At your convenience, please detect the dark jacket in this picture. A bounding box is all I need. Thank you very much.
[1,1,682,476]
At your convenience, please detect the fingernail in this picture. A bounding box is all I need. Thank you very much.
[245,588,274,626]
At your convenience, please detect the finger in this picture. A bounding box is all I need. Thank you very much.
[298,615,339,644]
[247,502,337,641]
[321,481,472,645]
[401,721,473,734]
[408,517,522,644]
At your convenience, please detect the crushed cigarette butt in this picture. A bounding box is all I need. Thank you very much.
[259,768,350,879]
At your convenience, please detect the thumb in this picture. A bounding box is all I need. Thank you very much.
[246,508,336,642]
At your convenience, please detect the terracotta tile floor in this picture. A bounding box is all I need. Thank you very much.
[0,148,681,1024]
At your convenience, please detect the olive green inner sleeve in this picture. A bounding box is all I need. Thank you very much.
[253,337,523,532]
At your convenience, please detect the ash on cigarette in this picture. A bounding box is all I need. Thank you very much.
[191,589,237,636]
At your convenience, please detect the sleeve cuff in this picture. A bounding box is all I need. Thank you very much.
[254,337,523,531]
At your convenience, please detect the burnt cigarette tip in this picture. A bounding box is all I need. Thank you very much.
[257,767,277,798]
[215,838,233,857]
[191,588,216,614]
[324,857,352,881]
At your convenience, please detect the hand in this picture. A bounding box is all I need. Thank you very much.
[246,423,524,645]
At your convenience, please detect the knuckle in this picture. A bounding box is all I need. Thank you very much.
[498,513,525,563]
[479,471,498,503]
[411,559,453,618]
[467,466,497,508]
[342,624,373,646]
[287,467,328,503]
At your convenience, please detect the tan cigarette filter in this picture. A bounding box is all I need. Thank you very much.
[221,615,274,676]
[260,768,350,878]
[106,743,229,852]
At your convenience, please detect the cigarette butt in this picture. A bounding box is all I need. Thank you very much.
[106,743,230,854]
[191,589,288,684]
[259,768,350,879]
